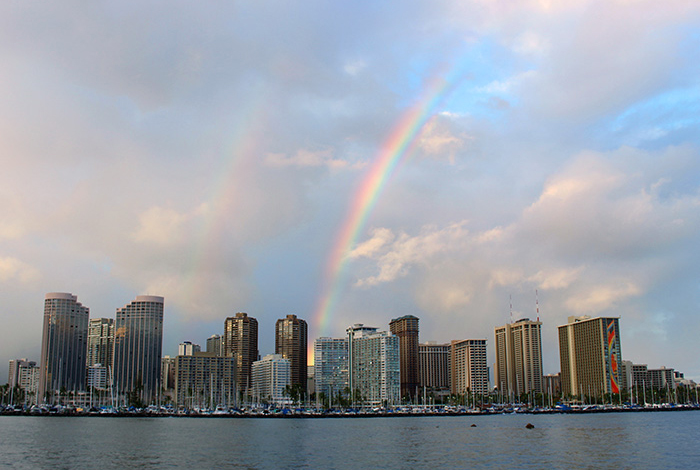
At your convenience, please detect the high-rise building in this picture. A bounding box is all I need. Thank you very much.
[558,315,622,399]
[178,341,201,356]
[113,295,164,403]
[450,339,489,396]
[649,367,675,390]
[39,293,90,402]
[631,363,650,389]
[87,364,109,390]
[275,314,308,393]
[543,373,561,397]
[87,318,114,370]
[347,324,400,406]
[223,312,258,393]
[206,334,223,356]
[389,315,419,399]
[9,358,32,389]
[251,354,291,405]
[313,337,349,400]
[9,359,40,403]
[419,342,451,393]
[175,352,236,408]
[494,318,543,398]
[161,356,176,392]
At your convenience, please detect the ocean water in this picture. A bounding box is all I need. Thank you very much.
[1,412,698,469]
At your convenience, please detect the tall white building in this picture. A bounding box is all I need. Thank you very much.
[314,337,349,399]
[178,341,201,356]
[251,354,291,405]
[347,324,400,406]
[494,318,543,398]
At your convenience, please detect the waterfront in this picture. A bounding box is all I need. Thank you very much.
[1,411,698,469]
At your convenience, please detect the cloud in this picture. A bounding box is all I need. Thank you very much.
[349,227,395,259]
[131,206,191,246]
[415,115,471,163]
[0,257,40,283]
[265,148,365,170]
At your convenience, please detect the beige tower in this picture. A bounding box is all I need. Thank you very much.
[450,339,488,396]
[558,315,622,399]
[494,318,543,399]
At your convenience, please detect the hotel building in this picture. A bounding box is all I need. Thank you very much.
[175,352,237,408]
[275,314,308,393]
[223,312,259,393]
[113,295,164,403]
[450,339,489,396]
[418,342,451,395]
[347,324,400,406]
[389,315,419,399]
[39,293,90,401]
[494,318,543,398]
[251,354,291,405]
[313,337,349,400]
[558,315,622,398]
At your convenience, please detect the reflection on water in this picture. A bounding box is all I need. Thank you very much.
[1,412,698,469]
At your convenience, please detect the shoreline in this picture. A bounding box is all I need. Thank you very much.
[2,404,698,418]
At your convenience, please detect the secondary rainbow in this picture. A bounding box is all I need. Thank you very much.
[313,72,458,335]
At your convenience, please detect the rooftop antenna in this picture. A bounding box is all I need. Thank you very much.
[536,289,540,322]
[509,294,513,324]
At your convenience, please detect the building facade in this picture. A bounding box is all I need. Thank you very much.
[174,352,236,408]
[347,324,400,406]
[494,318,543,398]
[87,318,114,371]
[450,339,489,396]
[39,293,90,401]
[558,315,622,399]
[419,342,451,391]
[251,354,291,405]
[9,359,40,403]
[223,312,259,393]
[313,337,349,401]
[389,315,419,399]
[206,334,223,356]
[113,295,164,404]
[649,367,676,390]
[275,314,308,393]
[178,341,201,356]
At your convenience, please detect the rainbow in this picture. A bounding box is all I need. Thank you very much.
[313,72,459,336]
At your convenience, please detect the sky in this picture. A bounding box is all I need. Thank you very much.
[2,0,700,384]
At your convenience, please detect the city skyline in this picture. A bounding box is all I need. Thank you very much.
[2,2,700,384]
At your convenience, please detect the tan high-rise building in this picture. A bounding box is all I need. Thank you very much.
[558,315,622,399]
[419,342,451,393]
[494,318,543,398]
[175,352,236,408]
[389,315,419,399]
[450,339,488,396]
[275,314,308,393]
[223,312,258,393]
